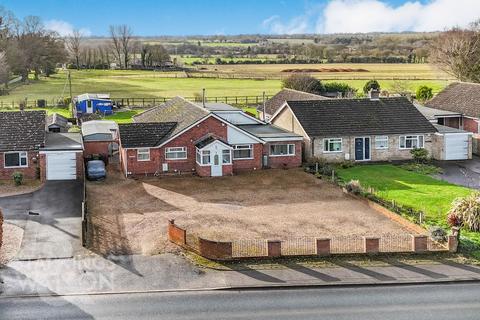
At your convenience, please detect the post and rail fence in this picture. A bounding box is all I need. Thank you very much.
[0,94,272,110]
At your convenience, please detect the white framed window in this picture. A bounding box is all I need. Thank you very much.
[137,148,150,161]
[4,151,28,168]
[270,144,295,156]
[399,135,424,149]
[196,149,211,165]
[165,147,187,160]
[222,149,231,164]
[323,138,343,153]
[375,136,389,150]
[233,144,253,159]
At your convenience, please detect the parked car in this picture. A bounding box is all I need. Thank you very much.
[87,160,106,180]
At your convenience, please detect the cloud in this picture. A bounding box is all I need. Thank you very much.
[262,14,310,34]
[262,0,480,34]
[319,0,480,33]
[44,19,91,37]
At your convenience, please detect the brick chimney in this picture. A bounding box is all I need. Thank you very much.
[369,89,380,101]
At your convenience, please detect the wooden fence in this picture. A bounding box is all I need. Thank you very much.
[0,94,272,110]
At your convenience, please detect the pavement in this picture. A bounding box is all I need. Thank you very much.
[2,252,480,297]
[435,157,480,189]
[2,282,480,320]
[0,181,84,260]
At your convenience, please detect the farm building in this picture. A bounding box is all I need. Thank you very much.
[75,93,113,116]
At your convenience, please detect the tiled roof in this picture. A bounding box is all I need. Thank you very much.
[0,110,46,151]
[133,96,209,136]
[262,88,327,116]
[426,82,480,118]
[47,113,69,128]
[286,97,437,137]
[119,122,177,148]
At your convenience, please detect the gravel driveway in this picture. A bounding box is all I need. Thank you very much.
[87,169,415,255]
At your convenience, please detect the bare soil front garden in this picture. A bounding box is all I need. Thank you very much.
[86,168,418,255]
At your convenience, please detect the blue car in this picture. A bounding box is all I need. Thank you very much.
[87,160,106,180]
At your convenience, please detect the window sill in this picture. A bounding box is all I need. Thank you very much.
[4,166,28,169]
[269,154,295,157]
[232,157,254,160]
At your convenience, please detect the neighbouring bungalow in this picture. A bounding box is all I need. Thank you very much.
[81,120,119,162]
[118,96,303,177]
[0,110,84,181]
[75,93,113,117]
[257,88,327,121]
[270,95,471,162]
[425,82,480,154]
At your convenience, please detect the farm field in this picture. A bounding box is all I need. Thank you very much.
[0,64,453,108]
[198,63,452,80]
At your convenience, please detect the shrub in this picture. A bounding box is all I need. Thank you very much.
[37,99,46,108]
[429,226,447,242]
[346,179,362,195]
[416,85,434,103]
[363,80,381,94]
[324,82,357,95]
[447,212,463,227]
[410,148,429,164]
[12,172,23,186]
[338,160,355,169]
[281,74,325,94]
[449,192,480,232]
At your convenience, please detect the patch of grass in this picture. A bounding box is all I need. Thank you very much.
[337,164,480,258]
[104,110,144,124]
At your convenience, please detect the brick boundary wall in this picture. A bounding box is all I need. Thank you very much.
[198,238,232,260]
[167,220,458,261]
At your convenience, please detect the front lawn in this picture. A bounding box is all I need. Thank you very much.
[337,164,480,256]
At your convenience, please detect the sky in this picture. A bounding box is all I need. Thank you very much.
[2,0,480,36]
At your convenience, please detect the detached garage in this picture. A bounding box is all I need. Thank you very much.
[40,133,84,181]
[433,125,472,161]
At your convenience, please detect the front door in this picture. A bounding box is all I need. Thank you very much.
[86,100,93,113]
[354,137,371,161]
[211,150,222,177]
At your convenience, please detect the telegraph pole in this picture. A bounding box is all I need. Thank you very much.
[68,70,73,118]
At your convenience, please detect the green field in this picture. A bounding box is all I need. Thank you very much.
[338,165,480,257]
[0,65,453,108]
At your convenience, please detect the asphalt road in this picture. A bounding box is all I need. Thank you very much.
[2,283,480,320]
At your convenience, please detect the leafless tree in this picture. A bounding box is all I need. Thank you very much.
[109,24,132,69]
[0,51,9,88]
[430,23,480,83]
[66,29,82,69]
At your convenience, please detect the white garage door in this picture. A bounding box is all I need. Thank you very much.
[46,152,77,180]
[444,134,469,160]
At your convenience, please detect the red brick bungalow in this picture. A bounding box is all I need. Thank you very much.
[0,110,84,182]
[118,97,303,177]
